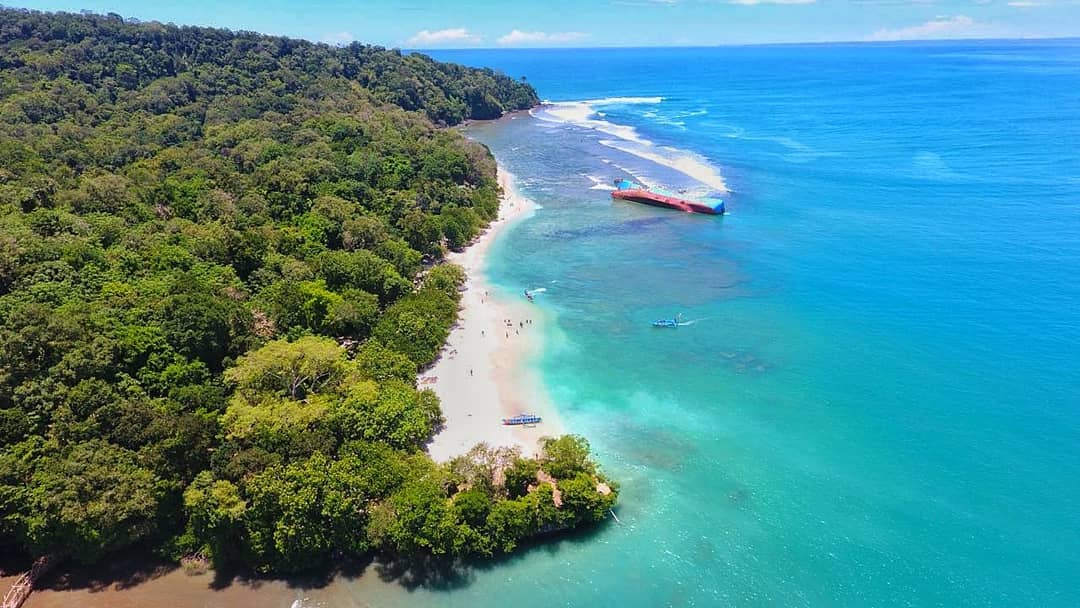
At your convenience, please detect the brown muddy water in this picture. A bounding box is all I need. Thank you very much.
[16,556,395,608]
[14,550,494,608]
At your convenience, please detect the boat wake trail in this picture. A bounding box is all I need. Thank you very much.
[677,317,710,326]
[529,287,548,294]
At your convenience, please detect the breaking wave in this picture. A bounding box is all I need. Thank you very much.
[533,97,729,193]
[584,175,616,191]
[600,141,729,193]
[533,99,654,146]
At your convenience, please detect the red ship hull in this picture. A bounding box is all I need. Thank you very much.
[611,189,723,215]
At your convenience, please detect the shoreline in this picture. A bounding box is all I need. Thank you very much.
[423,165,564,462]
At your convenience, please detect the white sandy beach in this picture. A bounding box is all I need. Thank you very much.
[423,167,564,462]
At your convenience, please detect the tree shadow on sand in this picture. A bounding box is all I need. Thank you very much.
[37,552,179,593]
[31,521,617,597]
[34,551,372,595]
[373,520,616,592]
[206,554,372,591]
[0,549,33,577]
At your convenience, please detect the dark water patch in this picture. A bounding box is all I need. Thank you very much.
[720,350,773,375]
[543,216,670,241]
[548,261,749,315]
[727,486,752,506]
[610,422,700,472]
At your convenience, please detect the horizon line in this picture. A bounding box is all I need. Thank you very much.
[407,35,1080,52]
[3,7,1077,52]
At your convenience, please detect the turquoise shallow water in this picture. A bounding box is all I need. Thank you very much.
[345,43,1080,606]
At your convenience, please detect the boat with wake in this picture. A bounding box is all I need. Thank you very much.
[653,313,683,328]
[612,179,724,215]
[502,413,542,426]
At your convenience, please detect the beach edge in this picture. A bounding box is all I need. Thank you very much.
[423,164,564,462]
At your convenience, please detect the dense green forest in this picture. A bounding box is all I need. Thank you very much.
[0,8,617,574]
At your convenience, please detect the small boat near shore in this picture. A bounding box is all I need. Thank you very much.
[612,179,724,215]
[502,413,542,426]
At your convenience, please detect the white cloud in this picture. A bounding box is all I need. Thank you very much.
[617,0,818,5]
[849,0,936,5]
[321,31,354,45]
[1006,1,1042,6]
[406,28,482,46]
[729,0,816,4]
[497,30,589,45]
[867,15,983,41]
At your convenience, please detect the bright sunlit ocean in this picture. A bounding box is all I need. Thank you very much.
[335,42,1080,607]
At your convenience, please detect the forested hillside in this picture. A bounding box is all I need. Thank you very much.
[0,8,615,574]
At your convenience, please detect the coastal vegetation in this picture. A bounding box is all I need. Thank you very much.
[0,8,617,576]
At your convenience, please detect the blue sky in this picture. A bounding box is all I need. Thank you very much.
[7,0,1080,46]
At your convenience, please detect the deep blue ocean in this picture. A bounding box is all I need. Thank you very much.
[341,42,1080,607]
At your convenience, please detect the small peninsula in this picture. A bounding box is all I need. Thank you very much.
[0,6,618,590]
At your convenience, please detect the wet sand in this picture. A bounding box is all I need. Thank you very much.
[26,565,331,608]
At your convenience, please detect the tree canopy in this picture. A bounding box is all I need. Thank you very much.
[0,8,616,575]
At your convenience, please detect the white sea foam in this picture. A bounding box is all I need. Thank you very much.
[725,129,838,163]
[609,161,656,189]
[584,175,616,191]
[570,96,665,105]
[532,97,662,146]
[534,96,728,193]
[600,141,729,193]
[637,108,706,131]
[534,101,652,146]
